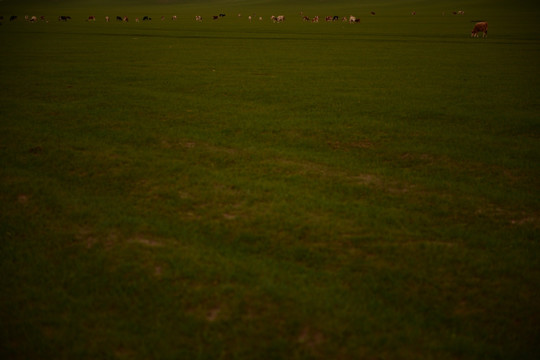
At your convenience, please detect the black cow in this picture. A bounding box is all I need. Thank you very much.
[143,16,151,21]
[58,16,71,21]
[116,16,122,21]
[10,15,18,21]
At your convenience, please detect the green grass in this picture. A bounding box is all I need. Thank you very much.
[1,0,539,359]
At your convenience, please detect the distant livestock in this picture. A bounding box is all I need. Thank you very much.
[105,16,109,22]
[58,16,71,21]
[143,16,151,21]
[116,16,122,21]
[195,16,202,22]
[471,22,488,38]
[10,15,17,21]
[87,16,96,21]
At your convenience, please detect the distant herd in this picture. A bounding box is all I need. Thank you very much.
[0,11,487,37]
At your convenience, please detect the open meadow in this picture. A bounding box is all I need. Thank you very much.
[1,0,539,358]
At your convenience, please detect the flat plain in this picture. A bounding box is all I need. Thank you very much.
[1,0,539,359]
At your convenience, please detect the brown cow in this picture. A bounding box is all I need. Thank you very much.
[471,22,488,38]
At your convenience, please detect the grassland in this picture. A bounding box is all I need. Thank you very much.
[1,0,539,359]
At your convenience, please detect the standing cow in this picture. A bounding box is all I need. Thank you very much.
[471,22,488,38]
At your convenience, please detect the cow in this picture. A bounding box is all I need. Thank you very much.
[370,11,376,16]
[123,16,129,22]
[219,14,226,17]
[312,16,319,23]
[303,16,310,21]
[105,16,110,22]
[333,15,339,21]
[58,16,71,21]
[471,22,488,38]
[172,15,177,21]
[143,16,151,21]
[116,16,122,21]
[213,15,219,20]
[195,15,202,22]
[87,16,96,21]
[349,15,356,23]
[29,16,37,22]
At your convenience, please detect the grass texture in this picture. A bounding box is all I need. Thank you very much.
[1,0,539,359]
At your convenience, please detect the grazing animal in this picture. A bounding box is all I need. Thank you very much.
[116,16,122,21]
[123,16,129,22]
[219,14,226,17]
[58,16,71,21]
[213,15,219,20]
[349,15,356,23]
[333,15,339,21]
[195,15,202,22]
[471,22,488,38]
[105,16,109,22]
[87,16,96,21]
[29,16,37,22]
[303,16,310,21]
[312,16,319,23]
[172,15,177,21]
[143,16,151,21]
